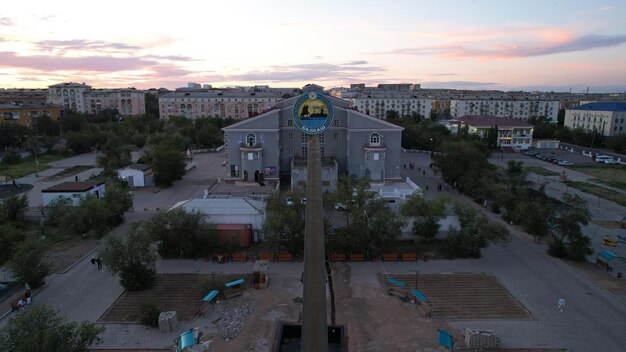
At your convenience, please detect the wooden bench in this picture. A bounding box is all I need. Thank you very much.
[276,253,294,262]
[258,253,275,262]
[349,254,365,262]
[400,253,418,262]
[388,287,409,299]
[224,288,243,299]
[330,253,347,262]
[382,253,399,262]
[230,253,248,262]
[10,295,31,312]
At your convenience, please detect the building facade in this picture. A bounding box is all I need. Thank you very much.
[47,82,91,112]
[83,89,146,116]
[158,91,282,120]
[222,87,404,187]
[446,115,534,150]
[0,103,63,128]
[564,102,626,137]
[41,181,106,206]
[450,99,560,121]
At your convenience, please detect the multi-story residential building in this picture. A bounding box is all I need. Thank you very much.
[158,90,282,120]
[564,102,626,137]
[83,89,146,116]
[0,89,49,106]
[47,82,91,112]
[0,102,63,128]
[445,115,534,150]
[450,98,560,121]
[331,83,431,119]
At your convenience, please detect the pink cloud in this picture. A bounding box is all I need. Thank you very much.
[385,34,626,60]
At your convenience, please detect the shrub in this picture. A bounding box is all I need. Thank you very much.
[8,239,50,288]
[140,300,160,328]
[1,150,21,164]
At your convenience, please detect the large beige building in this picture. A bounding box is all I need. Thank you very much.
[47,82,145,116]
[48,82,91,112]
[158,91,282,120]
[445,115,534,150]
[83,89,145,116]
[564,102,626,136]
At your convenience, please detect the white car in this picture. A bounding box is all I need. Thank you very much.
[286,197,294,206]
[558,160,574,166]
[604,159,619,165]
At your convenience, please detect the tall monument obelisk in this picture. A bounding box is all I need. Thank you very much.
[292,89,334,352]
[302,134,328,352]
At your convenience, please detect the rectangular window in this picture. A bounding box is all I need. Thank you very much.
[320,146,325,156]
[288,148,293,156]
[301,133,308,143]
[334,132,338,140]
[334,119,339,126]
[287,120,293,126]
[366,153,371,160]
[230,165,239,177]
[319,133,325,143]
[302,146,308,157]
[288,132,293,140]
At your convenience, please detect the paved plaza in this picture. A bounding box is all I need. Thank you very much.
[1,150,625,351]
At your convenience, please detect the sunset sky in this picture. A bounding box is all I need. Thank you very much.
[1,0,626,92]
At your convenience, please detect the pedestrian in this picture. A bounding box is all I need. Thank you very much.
[75,175,78,181]
[403,164,406,170]
[96,258,102,270]
[90,257,96,266]
[558,297,565,312]
[425,184,429,191]
[422,170,426,176]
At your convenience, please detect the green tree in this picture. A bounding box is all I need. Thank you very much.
[103,179,133,225]
[96,134,131,175]
[1,150,21,164]
[0,305,104,352]
[145,93,160,117]
[151,143,186,187]
[606,134,626,153]
[8,238,50,288]
[143,208,218,258]
[401,195,448,242]
[0,193,29,222]
[263,191,306,256]
[550,194,592,261]
[99,225,157,291]
[513,198,555,241]
[0,223,26,265]
[329,176,403,256]
[442,202,510,258]
[484,125,499,149]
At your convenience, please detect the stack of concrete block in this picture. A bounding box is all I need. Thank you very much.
[464,328,498,349]
[158,311,178,332]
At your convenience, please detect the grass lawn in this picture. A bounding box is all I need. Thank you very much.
[0,154,67,179]
[570,165,626,191]
[524,166,559,176]
[564,181,626,206]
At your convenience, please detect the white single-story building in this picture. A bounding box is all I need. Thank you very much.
[42,181,106,206]
[170,197,267,241]
[117,163,155,187]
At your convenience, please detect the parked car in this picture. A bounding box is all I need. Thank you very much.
[605,159,619,165]
[335,203,347,211]
[595,155,613,163]
[558,160,574,166]
[286,197,294,206]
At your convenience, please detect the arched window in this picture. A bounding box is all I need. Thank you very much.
[370,132,381,146]
[246,133,256,147]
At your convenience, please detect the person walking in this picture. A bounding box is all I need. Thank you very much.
[96,258,103,270]
[558,297,565,312]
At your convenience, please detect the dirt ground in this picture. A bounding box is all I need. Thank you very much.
[331,263,454,352]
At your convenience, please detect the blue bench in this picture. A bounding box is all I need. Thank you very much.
[410,289,428,303]
[202,290,219,302]
[225,279,245,287]
[386,278,408,287]
[177,330,196,351]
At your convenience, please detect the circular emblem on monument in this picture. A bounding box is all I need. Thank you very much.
[292,92,335,135]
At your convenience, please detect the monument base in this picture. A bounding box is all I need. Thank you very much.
[275,324,345,352]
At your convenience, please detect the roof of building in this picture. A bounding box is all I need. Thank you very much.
[0,103,64,110]
[569,102,626,112]
[453,115,533,128]
[120,163,151,172]
[48,82,91,88]
[159,91,281,99]
[170,198,266,216]
[42,181,104,193]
